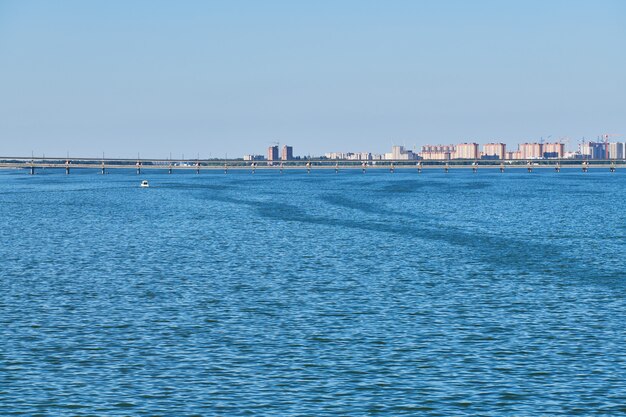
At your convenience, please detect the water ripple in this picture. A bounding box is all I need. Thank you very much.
[1,170,625,416]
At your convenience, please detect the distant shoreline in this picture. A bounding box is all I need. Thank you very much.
[1,156,622,175]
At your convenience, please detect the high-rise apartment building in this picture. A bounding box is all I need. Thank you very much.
[267,145,279,161]
[281,145,293,161]
[579,142,606,159]
[420,145,454,160]
[608,142,624,159]
[543,143,565,158]
[519,143,543,159]
[482,143,506,160]
[453,143,479,159]
[385,145,416,160]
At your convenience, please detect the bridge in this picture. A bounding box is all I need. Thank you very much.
[0,156,624,174]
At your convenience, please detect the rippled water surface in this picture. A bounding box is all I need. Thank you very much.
[1,168,625,416]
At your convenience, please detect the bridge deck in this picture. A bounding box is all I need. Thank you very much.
[0,159,624,172]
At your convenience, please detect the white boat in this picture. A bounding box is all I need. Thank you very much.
[140,180,149,188]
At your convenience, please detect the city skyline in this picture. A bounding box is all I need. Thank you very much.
[252,138,626,161]
[3,133,624,160]
[4,135,625,161]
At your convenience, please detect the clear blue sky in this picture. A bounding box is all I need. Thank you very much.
[1,0,624,158]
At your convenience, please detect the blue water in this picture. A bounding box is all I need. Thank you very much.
[1,168,625,416]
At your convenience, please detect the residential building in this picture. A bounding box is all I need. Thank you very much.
[579,142,606,159]
[281,145,293,161]
[420,145,454,160]
[324,152,372,160]
[482,143,506,160]
[243,154,265,161]
[384,145,416,160]
[349,152,373,160]
[506,151,522,160]
[453,143,479,159]
[267,146,279,161]
[519,143,543,159]
[608,142,624,159]
[543,143,565,159]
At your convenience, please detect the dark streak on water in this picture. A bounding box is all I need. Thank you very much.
[1,169,625,416]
